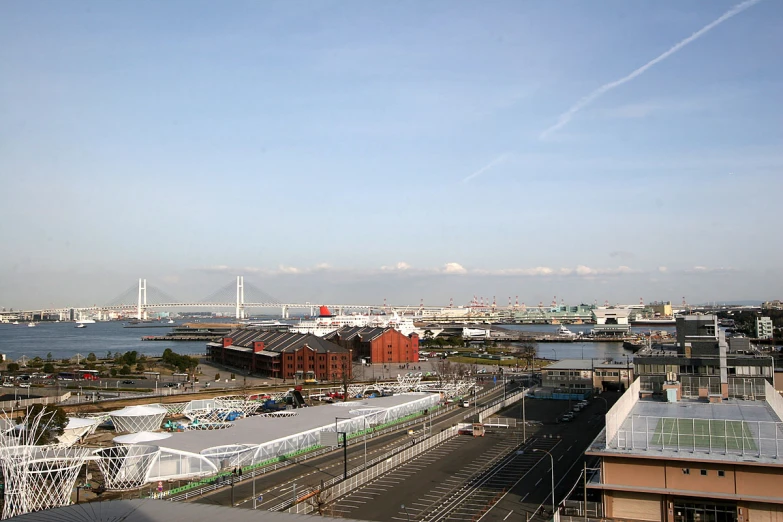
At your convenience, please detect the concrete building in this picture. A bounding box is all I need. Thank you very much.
[207,329,352,382]
[634,315,773,399]
[755,317,774,340]
[593,308,632,336]
[325,327,419,364]
[586,378,783,522]
[539,359,634,398]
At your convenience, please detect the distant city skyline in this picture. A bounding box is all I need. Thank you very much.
[1,1,781,309]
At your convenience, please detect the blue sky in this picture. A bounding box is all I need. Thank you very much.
[1,0,781,309]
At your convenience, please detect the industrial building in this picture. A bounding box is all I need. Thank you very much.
[325,327,419,364]
[634,315,774,399]
[539,359,634,398]
[586,378,783,522]
[207,330,352,382]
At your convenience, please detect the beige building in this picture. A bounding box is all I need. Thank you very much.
[586,379,783,522]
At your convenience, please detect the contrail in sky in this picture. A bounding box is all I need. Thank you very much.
[461,153,510,183]
[539,0,763,139]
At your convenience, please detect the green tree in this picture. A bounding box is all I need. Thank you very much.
[46,352,53,362]
[119,365,131,375]
[106,350,112,360]
[30,357,44,368]
[43,362,55,374]
[22,405,67,445]
[122,351,138,366]
[215,373,220,381]
[87,353,97,362]
[7,363,19,372]
[110,368,118,377]
[136,362,145,372]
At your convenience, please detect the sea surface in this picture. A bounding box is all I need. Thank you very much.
[0,321,207,362]
[501,323,676,362]
[0,320,675,365]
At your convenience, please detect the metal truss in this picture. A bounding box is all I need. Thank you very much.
[93,445,159,491]
[0,408,91,519]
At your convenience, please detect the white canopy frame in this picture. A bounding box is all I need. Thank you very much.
[93,445,160,491]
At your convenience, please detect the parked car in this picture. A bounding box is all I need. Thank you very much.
[558,412,574,423]
[19,383,30,388]
[122,380,135,385]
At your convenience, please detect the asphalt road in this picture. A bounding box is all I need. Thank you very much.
[321,391,620,522]
[189,382,514,510]
[482,391,621,522]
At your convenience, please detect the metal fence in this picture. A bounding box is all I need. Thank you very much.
[613,415,783,458]
[0,392,71,411]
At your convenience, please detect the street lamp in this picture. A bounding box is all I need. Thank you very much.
[552,348,558,361]
[533,448,556,519]
[401,504,411,522]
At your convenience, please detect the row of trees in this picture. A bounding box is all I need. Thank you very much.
[161,348,199,373]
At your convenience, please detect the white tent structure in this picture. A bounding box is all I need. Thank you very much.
[89,393,440,489]
[0,408,92,519]
[93,445,160,491]
[57,417,99,447]
[113,431,172,445]
[109,405,167,433]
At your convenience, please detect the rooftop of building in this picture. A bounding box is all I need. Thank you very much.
[218,329,349,355]
[324,326,391,342]
[164,393,432,455]
[589,379,783,465]
[544,359,632,371]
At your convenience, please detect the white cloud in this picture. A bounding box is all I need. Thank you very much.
[658,266,668,273]
[461,153,511,184]
[381,261,412,271]
[278,265,301,274]
[685,266,737,274]
[540,0,763,138]
[442,262,467,274]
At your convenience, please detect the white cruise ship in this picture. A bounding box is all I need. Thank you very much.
[290,306,415,337]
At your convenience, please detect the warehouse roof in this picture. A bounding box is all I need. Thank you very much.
[325,326,389,342]
[222,329,348,354]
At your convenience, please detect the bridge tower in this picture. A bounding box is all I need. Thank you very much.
[235,276,245,320]
[281,305,289,319]
[137,279,147,320]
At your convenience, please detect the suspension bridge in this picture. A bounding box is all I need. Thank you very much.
[2,276,448,321]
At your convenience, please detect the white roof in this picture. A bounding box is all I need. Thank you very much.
[64,417,97,430]
[109,405,167,417]
[164,393,433,454]
[113,431,172,445]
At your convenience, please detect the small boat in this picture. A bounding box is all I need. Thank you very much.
[75,323,87,329]
[27,322,36,328]
[12,321,19,325]
[623,338,645,352]
[167,319,175,324]
[557,325,577,338]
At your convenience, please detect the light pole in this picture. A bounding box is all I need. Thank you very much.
[533,448,556,519]
[401,504,411,522]
[522,387,527,441]
[552,348,558,361]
